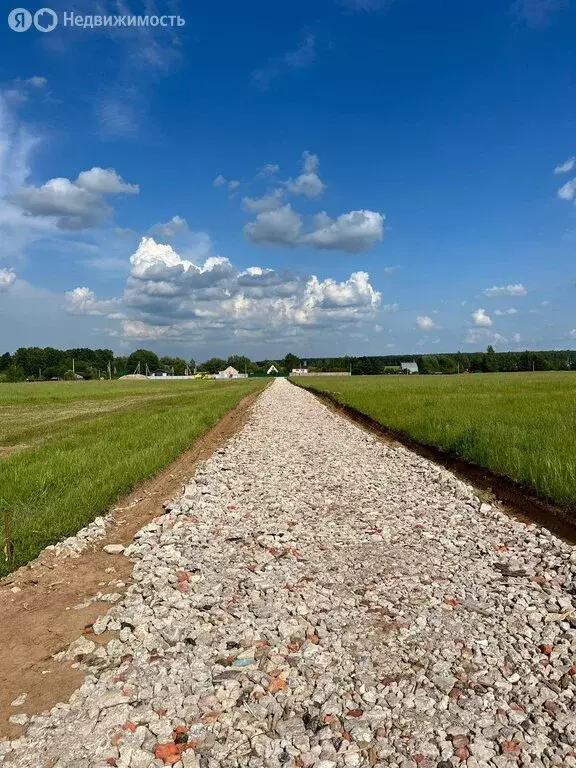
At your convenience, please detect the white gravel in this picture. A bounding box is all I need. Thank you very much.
[2,379,575,768]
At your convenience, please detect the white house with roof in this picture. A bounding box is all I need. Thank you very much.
[400,361,419,374]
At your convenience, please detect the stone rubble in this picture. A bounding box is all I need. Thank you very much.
[47,514,114,558]
[1,378,575,768]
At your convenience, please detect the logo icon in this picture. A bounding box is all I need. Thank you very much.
[8,8,32,31]
[34,7,57,31]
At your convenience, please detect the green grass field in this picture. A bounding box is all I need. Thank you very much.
[296,372,576,509]
[0,379,266,575]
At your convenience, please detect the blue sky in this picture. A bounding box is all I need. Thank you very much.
[0,0,574,360]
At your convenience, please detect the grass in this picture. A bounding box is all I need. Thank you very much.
[0,379,266,575]
[295,372,576,509]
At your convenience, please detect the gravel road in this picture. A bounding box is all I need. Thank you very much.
[2,379,575,768]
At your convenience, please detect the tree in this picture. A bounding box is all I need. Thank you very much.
[0,352,12,372]
[199,357,227,374]
[227,355,252,373]
[126,349,160,373]
[282,353,300,372]
[4,365,26,382]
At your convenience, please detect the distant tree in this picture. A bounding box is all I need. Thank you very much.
[282,353,300,372]
[0,352,12,372]
[127,349,160,373]
[199,357,227,374]
[159,356,188,375]
[4,365,26,382]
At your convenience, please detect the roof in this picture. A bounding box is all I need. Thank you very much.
[400,361,419,372]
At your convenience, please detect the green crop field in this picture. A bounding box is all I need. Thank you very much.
[295,372,576,509]
[0,378,266,575]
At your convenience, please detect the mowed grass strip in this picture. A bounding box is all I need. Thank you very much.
[0,379,265,575]
[295,372,576,509]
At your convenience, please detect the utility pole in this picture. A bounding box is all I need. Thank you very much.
[72,358,75,374]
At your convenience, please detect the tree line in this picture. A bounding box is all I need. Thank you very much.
[0,346,574,382]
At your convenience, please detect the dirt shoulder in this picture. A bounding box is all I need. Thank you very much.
[0,389,260,741]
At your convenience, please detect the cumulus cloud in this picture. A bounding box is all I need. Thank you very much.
[242,151,384,254]
[244,205,303,246]
[148,215,189,239]
[494,308,518,316]
[63,286,120,316]
[286,151,325,199]
[213,175,240,192]
[483,283,527,297]
[69,236,381,344]
[0,268,16,291]
[11,167,138,230]
[472,308,492,326]
[75,167,139,196]
[558,179,576,201]
[554,157,575,174]
[244,206,383,253]
[241,189,285,213]
[472,308,493,327]
[416,315,436,330]
[302,210,384,253]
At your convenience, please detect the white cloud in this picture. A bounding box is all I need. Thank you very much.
[0,268,16,291]
[512,333,521,343]
[69,236,381,345]
[244,205,384,253]
[213,175,240,192]
[494,308,518,315]
[148,215,189,239]
[256,163,280,178]
[384,265,399,274]
[63,286,120,316]
[554,157,575,174]
[472,308,492,326]
[483,283,527,297]
[26,76,47,89]
[465,328,511,346]
[382,303,399,312]
[11,167,138,230]
[244,204,303,246]
[558,179,576,201]
[303,210,384,253]
[416,315,436,330]
[76,167,139,196]
[286,151,325,199]
[242,189,285,213]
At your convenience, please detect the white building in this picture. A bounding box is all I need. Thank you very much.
[214,366,247,379]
